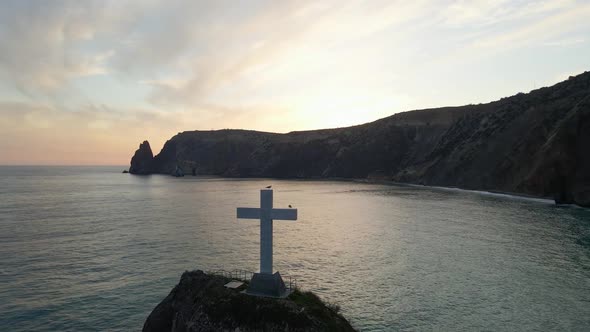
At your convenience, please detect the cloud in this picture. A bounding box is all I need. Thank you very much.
[0,100,179,164]
[439,0,579,27]
[0,0,589,164]
[141,0,432,109]
[542,37,586,47]
[469,2,590,50]
[131,0,590,115]
[0,99,300,164]
[1,0,587,101]
[402,0,590,77]
[0,0,150,95]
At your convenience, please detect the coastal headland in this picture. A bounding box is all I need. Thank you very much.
[129,71,590,207]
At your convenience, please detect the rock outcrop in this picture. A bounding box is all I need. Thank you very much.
[129,140,154,175]
[172,165,184,177]
[142,270,356,332]
[130,71,590,206]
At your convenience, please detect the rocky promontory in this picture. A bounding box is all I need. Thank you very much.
[128,71,590,206]
[129,141,154,175]
[142,270,356,332]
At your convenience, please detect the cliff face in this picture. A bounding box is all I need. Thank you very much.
[130,71,590,206]
[129,141,154,175]
[143,270,356,332]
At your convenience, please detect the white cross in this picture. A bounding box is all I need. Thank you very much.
[237,189,297,274]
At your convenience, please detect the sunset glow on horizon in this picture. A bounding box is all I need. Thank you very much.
[1,0,589,165]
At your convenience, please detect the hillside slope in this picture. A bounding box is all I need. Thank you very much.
[129,71,590,206]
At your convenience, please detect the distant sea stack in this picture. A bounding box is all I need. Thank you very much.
[142,270,356,332]
[129,140,154,175]
[128,71,590,207]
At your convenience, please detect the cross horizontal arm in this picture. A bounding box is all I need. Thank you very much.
[237,207,261,219]
[271,208,297,220]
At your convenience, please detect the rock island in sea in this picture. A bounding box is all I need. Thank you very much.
[142,270,356,332]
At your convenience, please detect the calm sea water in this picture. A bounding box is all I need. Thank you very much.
[1,166,589,331]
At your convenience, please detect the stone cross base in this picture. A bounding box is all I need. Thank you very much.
[243,272,291,298]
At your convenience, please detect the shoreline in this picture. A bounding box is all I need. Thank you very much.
[393,182,555,204]
[354,179,587,209]
[352,178,555,201]
[127,171,574,206]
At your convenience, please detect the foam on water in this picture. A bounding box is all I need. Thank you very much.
[403,183,557,205]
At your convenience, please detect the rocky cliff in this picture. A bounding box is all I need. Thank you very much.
[129,141,154,175]
[142,270,356,332]
[129,71,590,206]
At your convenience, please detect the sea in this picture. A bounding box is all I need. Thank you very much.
[1,166,589,331]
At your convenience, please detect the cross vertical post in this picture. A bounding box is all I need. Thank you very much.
[260,189,273,274]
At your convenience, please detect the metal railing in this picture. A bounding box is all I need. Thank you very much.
[207,269,254,282]
[206,268,298,291]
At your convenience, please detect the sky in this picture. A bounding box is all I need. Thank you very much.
[0,0,589,165]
